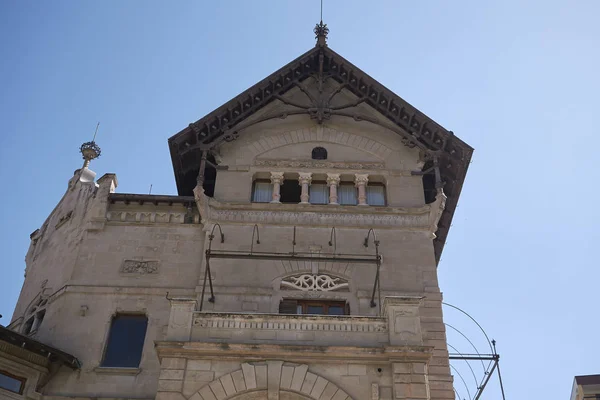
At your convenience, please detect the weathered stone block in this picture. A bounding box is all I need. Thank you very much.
[347,364,367,376]
[159,369,184,380]
[187,360,212,371]
[161,357,186,369]
[158,379,183,392]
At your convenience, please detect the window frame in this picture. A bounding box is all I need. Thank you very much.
[251,179,273,203]
[279,299,349,316]
[338,182,358,205]
[100,313,148,369]
[366,183,387,206]
[0,369,26,395]
[308,181,329,205]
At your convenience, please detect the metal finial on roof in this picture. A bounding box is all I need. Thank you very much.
[314,20,329,47]
[80,122,102,168]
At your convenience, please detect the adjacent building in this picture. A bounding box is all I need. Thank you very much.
[1,23,473,400]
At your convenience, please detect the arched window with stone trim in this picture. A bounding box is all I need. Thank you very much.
[22,295,48,335]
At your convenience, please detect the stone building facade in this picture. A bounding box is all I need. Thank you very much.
[1,24,473,400]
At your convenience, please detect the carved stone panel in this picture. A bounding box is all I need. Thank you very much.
[120,259,159,274]
[280,273,349,291]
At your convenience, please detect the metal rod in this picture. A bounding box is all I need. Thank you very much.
[206,256,215,303]
[447,343,479,390]
[92,122,100,142]
[442,302,494,354]
[445,323,487,373]
[449,355,497,361]
[450,364,472,400]
[328,227,337,254]
[473,359,498,400]
[199,253,209,311]
[250,224,260,254]
[206,251,378,264]
[493,340,507,400]
[371,261,380,308]
[292,226,296,255]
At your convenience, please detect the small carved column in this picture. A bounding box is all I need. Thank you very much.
[326,173,340,205]
[298,172,312,204]
[270,172,284,203]
[355,174,369,206]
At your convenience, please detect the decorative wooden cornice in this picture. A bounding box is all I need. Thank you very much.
[169,45,473,264]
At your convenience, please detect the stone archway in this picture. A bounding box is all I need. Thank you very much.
[228,390,312,400]
[190,361,352,400]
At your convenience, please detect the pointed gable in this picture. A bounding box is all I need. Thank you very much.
[168,37,473,264]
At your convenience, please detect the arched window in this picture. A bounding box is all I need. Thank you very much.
[311,147,327,160]
[22,296,48,335]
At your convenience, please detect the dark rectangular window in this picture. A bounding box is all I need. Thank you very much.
[101,314,148,368]
[280,179,301,203]
[279,300,349,315]
[0,370,26,394]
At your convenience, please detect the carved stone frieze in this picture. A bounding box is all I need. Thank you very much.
[281,274,349,292]
[194,185,433,230]
[255,158,385,170]
[120,260,159,274]
[193,312,387,333]
[106,210,199,225]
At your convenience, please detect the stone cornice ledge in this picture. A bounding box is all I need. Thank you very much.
[154,341,434,363]
[194,188,434,229]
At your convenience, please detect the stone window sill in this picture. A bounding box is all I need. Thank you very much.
[93,367,141,375]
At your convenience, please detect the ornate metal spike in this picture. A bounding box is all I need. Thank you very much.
[314,21,329,46]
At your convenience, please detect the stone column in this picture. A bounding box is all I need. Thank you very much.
[298,172,312,204]
[270,172,284,203]
[326,173,340,205]
[355,174,369,206]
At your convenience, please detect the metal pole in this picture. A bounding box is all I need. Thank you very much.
[473,358,497,400]
[492,340,507,400]
[199,251,209,311]
[207,257,215,303]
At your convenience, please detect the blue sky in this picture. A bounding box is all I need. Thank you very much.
[1,1,598,399]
